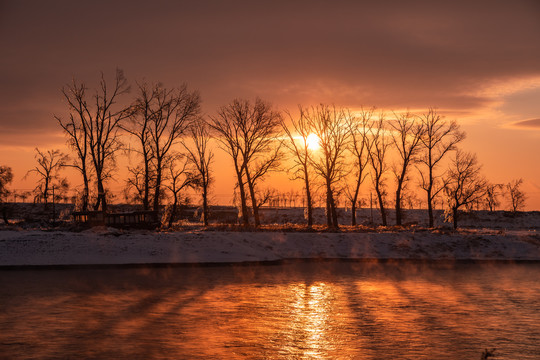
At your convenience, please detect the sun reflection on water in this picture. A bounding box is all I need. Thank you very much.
[1,263,539,359]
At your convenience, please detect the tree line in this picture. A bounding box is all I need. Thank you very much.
[0,70,528,229]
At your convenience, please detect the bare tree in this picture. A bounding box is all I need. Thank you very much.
[367,116,391,226]
[25,148,69,205]
[56,81,92,210]
[345,108,372,226]
[182,119,214,226]
[306,105,351,228]
[163,155,196,228]
[57,69,131,212]
[418,108,465,227]
[0,166,12,201]
[281,107,315,227]
[506,178,526,212]
[148,84,201,216]
[443,150,486,229]
[0,166,13,224]
[121,82,156,210]
[484,182,503,212]
[123,165,147,205]
[390,111,424,226]
[209,98,282,227]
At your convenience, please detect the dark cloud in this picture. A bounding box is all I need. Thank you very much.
[510,118,540,129]
[1,0,540,142]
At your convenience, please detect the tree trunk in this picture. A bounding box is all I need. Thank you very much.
[82,172,89,212]
[351,177,362,226]
[427,166,434,228]
[395,186,402,226]
[453,207,458,229]
[168,195,178,228]
[143,152,150,211]
[202,187,209,226]
[234,165,249,226]
[325,182,332,227]
[95,178,107,212]
[245,170,260,227]
[304,179,313,227]
[330,195,339,229]
[375,183,387,226]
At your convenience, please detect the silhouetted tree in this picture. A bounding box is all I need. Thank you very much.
[345,107,372,226]
[390,111,424,226]
[147,84,201,217]
[182,119,214,226]
[506,178,526,212]
[0,166,13,224]
[164,155,196,228]
[58,69,131,212]
[281,107,315,227]
[418,108,465,227]
[57,81,92,210]
[25,148,68,206]
[484,182,503,212]
[121,82,156,210]
[209,98,282,227]
[307,105,351,228]
[368,116,390,226]
[443,150,486,229]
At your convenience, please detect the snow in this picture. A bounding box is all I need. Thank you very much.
[1,207,540,266]
[1,226,539,266]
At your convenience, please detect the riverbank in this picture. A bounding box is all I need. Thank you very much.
[1,227,539,267]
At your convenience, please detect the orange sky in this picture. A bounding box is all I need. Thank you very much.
[1,0,539,209]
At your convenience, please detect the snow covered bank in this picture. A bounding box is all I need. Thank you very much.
[1,227,539,266]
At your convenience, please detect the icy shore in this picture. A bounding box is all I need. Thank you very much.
[1,227,539,267]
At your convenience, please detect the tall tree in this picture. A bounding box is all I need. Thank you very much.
[147,84,201,215]
[306,105,351,228]
[121,82,156,210]
[281,107,315,227]
[367,116,390,226]
[25,148,68,205]
[56,80,92,210]
[506,178,526,212]
[345,107,372,226]
[209,98,282,227]
[390,111,424,226]
[57,69,131,212]
[182,119,214,226]
[418,108,465,227]
[443,150,486,229]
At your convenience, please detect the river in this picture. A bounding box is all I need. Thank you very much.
[1,261,539,359]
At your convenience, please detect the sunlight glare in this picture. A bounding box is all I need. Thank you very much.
[306,133,320,151]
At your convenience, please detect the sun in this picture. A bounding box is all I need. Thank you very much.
[306,133,320,151]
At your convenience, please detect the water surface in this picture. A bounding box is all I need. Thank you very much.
[1,261,539,359]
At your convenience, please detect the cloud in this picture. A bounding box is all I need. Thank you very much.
[510,118,540,129]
